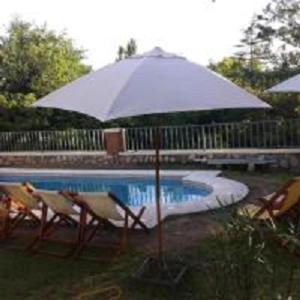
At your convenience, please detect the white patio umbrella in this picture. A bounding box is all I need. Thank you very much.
[268,73,300,93]
[33,47,270,261]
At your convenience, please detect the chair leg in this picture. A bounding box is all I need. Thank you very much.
[9,213,26,233]
[3,214,10,239]
[74,220,102,256]
[0,213,9,240]
[30,214,79,257]
[85,221,102,243]
[130,207,149,233]
[76,207,87,253]
[119,213,129,255]
[40,216,66,239]
[30,204,83,258]
[77,213,130,261]
[28,207,68,252]
[28,203,51,251]
[2,197,11,239]
[26,209,40,224]
[6,205,40,237]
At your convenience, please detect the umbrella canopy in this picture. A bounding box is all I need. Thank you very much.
[268,73,300,93]
[33,47,270,119]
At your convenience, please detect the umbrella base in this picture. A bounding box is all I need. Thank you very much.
[132,256,188,286]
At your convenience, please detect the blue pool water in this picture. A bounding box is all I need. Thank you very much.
[0,175,211,207]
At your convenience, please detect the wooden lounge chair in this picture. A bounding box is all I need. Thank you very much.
[0,183,40,237]
[238,177,300,224]
[29,190,85,258]
[67,191,149,260]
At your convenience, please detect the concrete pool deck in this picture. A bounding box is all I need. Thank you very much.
[0,168,249,228]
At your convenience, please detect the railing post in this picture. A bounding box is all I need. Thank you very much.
[201,126,206,150]
[103,128,125,155]
[122,128,127,152]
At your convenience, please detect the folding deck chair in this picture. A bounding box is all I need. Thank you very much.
[0,183,41,237]
[238,177,300,224]
[29,190,85,258]
[67,191,149,260]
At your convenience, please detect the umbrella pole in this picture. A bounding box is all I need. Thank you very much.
[132,125,188,285]
[154,125,163,262]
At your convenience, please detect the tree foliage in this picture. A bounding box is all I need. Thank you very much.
[0,19,100,131]
[254,0,300,69]
[0,19,91,100]
[116,38,137,61]
[210,0,300,122]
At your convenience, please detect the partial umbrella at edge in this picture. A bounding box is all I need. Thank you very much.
[268,73,300,93]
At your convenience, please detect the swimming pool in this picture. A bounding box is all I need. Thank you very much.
[0,169,249,228]
[0,175,211,207]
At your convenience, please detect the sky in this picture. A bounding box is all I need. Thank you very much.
[0,0,271,69]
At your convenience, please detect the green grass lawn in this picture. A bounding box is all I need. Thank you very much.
[1,170,300,300]
[2,235,300,300]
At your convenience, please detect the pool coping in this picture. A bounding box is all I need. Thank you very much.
[0,168,221,178]
[0,168,248,228]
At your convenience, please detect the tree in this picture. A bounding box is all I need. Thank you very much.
[248,0,300,70]
[0,19,91,101]
[208,0,300,121]
[116,38,137,61]
[210,56,264,89]
[0,19,99,131]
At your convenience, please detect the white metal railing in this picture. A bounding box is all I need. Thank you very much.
[125,119,300,151]
[0,129,104,152]
[0,119,299,152]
